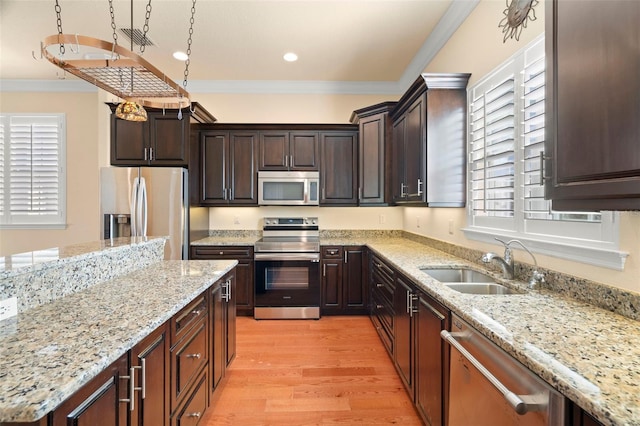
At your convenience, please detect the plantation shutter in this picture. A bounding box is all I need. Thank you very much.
[0,114,66,226]
[469,71,516,218]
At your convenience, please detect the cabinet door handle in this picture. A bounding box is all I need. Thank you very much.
[144,148,148,161]
[229,187,233,200]
[186,412,202,418]
[119,370,133,410]
[285,155,289,168]
[149,147,154,161]
[400,183,408,198]
[323,263,326,277]
[141,358,146,400]
[417,178,423,196]
[186,353,202,360]
[539,151,550,186]
[358,187,362,201]
[344,251,348,263]
[290,155,294,168]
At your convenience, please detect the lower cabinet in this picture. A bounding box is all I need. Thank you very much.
[190,245,254,316]
[369,256,450,426]
[50,354,129,426]
[46,271,236,426]
[320,245,368,315]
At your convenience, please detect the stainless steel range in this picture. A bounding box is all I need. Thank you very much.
[254,217,321,319]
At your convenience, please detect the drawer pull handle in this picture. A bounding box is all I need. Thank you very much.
[376,283,384,288]
[186,412,202,418]
[376,304,383,309]
[219,251,224,255]
[186,353,202,359]
[192,309,202,316]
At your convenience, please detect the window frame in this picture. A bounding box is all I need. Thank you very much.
[0,113,67,229]
[462,35,626,270]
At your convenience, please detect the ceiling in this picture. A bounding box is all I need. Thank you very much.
[0,0,478,94]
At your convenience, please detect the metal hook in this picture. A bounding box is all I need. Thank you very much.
[69,34,80,54]
[189,101,196,114]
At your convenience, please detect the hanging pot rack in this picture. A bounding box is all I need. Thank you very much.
[41,33,191,109]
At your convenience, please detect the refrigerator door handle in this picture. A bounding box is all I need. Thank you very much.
[138,177,148,237]
[130,177,139,237]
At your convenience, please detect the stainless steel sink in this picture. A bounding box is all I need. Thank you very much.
[421,267,495,283]
[420,267,522,295]
[443,283,521,295]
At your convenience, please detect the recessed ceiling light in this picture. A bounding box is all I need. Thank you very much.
[173,51,189,61]
[283,52,298,62]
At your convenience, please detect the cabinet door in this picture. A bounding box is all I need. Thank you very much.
[259,131,289,170]
[391,116,407,203]
[51,354,129,426]
[131,323,170,426]
[148,113,189,166]
[394,274,415,397]
[320,132,358,205]
[225,274,237,367]
[545,0,640,210]
[404,95,426,203]
[200,132,229,205]
[344,246,367,312]
[322,259,342,310]
[111,116,147,165]
[359,114,386,205]
[228,132,258,205]
[234,259,254,316]
[290,132,319,170]
[210,283,225,394]
[416,293,449,426]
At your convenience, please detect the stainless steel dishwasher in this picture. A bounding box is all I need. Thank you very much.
[441,314,566,425]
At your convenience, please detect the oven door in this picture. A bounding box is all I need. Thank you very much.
[254,253,320,310]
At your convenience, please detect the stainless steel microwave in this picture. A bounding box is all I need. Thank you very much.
[258,171,319,206]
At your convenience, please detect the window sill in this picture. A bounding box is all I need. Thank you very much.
[462,227,628,271]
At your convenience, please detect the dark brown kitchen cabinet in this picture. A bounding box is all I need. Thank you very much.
[198,131,258,206]
[108,103,215,167]
[350,102,396,205]
[545,0,640,210]
[190,245,254,316]
[131,323,170,426]
[319,131,358,206]
[50,354,129,426]
[570,402,605,426]
[259,131,319,171]
[209,271,236,397]
[394,273,416,397]
[390,73,470,206]
[415,292,449,426]
[321,246,367,315]
[369,254,395,358]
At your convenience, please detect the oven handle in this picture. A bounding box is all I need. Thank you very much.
[441,330,546,415]
[254,253,320,262]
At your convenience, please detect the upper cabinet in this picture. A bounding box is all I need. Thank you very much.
[259,131,319,171]
[350,102,397,206]
[545,0,640,210]
[319,131,359,206]
[108,102,215,167]
[390,73,470,206]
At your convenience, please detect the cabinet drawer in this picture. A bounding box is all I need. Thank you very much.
[370,307,393,357]
[171,296,207,345]
[371,254,394,284]
[171,368,208,426]
[371,289,394,339]
[371,269,394,305]
[191,245,253,259]
[322,246,343,259]
[172,319,208,408]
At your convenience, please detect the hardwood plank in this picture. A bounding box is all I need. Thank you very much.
[203,316,423,425]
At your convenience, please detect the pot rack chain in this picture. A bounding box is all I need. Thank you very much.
[54,0,65,55]
[108,0,119,47]
[182,0,197,90]
[139,0,153,55]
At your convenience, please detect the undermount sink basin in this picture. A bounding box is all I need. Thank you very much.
[420,267,522,295]
[421,267,495,283]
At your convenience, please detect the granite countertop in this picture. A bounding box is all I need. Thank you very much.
[362,238,639,426]
[192,235,260,246]
[0,259,237,423]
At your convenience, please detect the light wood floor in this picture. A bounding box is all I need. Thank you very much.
[202,315,423,425]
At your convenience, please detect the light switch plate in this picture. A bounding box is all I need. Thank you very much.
[0,297,18,321]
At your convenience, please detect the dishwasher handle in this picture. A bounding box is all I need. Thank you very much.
[441,330,545,415]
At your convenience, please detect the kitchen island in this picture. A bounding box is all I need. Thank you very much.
[193,230,639,426]
[0,238,237,424]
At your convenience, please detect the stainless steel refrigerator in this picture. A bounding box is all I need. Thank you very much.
[100,167,189,260]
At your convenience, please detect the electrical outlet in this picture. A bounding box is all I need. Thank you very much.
[0,297,18,321]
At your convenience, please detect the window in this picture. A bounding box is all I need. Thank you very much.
[464,35,625,270]
[0,114,66,228]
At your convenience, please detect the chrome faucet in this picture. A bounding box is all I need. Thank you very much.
[481,238,514,279]
[482,238,545,288]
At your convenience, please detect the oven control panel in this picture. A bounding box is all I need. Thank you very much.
[263,217,318,227]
